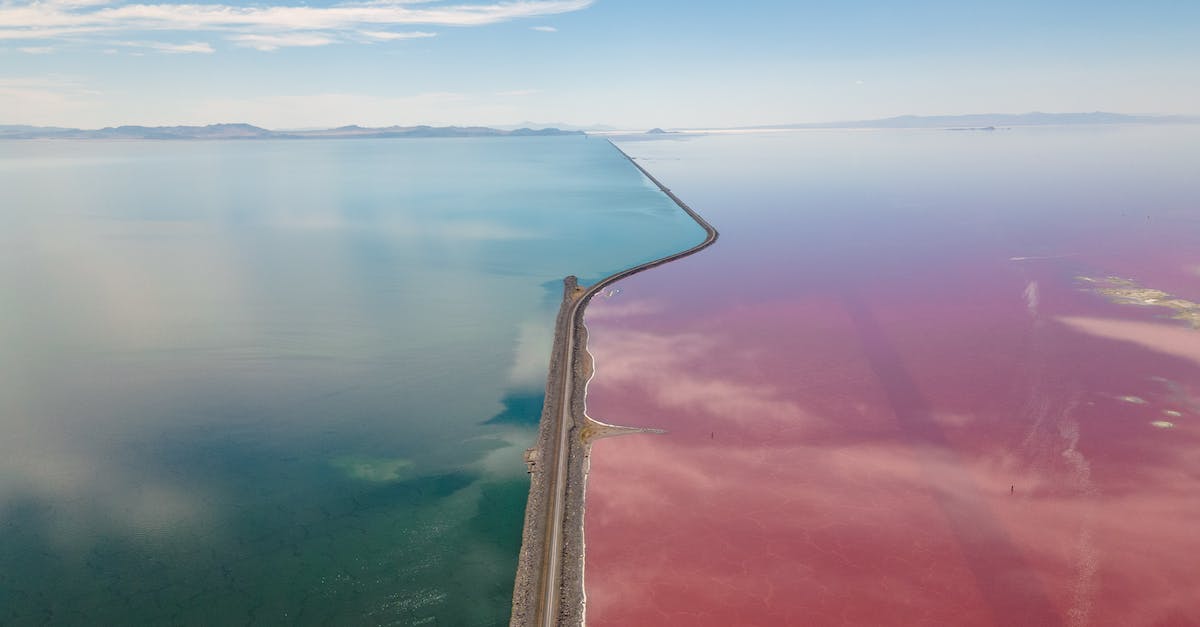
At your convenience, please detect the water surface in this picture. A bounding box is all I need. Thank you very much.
[0,136,705,625]
[583,127,1200,626]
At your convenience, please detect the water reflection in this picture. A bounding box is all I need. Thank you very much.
[0,136,705,624]
[582,127,1200,626]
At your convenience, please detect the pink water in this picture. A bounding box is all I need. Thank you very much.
[582,128,1200,626]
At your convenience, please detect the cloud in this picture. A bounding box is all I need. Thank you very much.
[0,27,106,41]
[45,0,116,8]
[0,0,593,50]
[229,32,336,50]
[18,45,55,53]
[506,318,555,388]
[114,39,214,53]
[356,29,435,41]
[1058,316,1200,367]
[495,88,539,97]
[148,40,213,53]
[583,426,1200,625]
[578,295,1200,625]
[530,25,555,31]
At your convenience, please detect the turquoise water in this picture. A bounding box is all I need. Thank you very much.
[0,137,705,625]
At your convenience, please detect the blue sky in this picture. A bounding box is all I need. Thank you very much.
[2,0,1198,128]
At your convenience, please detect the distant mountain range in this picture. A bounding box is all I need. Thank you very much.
[497,121,617,132]
[743,111,1200,130]
[0,123,584,140]
[4,113,1197,140]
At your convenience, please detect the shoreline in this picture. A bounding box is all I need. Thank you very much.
[510,140,718,626]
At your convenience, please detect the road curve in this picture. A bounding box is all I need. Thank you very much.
[515,139,719,627]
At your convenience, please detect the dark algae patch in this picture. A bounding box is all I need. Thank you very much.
[485,393,547,426]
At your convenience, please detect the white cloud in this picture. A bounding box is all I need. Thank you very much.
[114,39,214,53]
[530,25,556,32]
[0,0,593,51]
[0,27,106,41]
[45,0,117,8]
[18,45,55,53]
[357,29,435,41]
[229,32,336,51]
[496,88,539,97]
[153,40,213,53]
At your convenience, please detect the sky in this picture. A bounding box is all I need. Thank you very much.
[2,0,1199,129]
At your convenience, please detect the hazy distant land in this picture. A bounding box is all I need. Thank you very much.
[626,112,1199,135]
[0,123,584,140]
[738,111,1200,130]
[3,112,1196,141]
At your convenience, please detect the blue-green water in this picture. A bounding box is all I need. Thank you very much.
[0,137,705,625]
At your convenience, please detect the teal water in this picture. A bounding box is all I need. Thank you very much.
[0,137,705,625]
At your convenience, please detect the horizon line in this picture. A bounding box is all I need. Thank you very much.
[5,111,1200,136]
